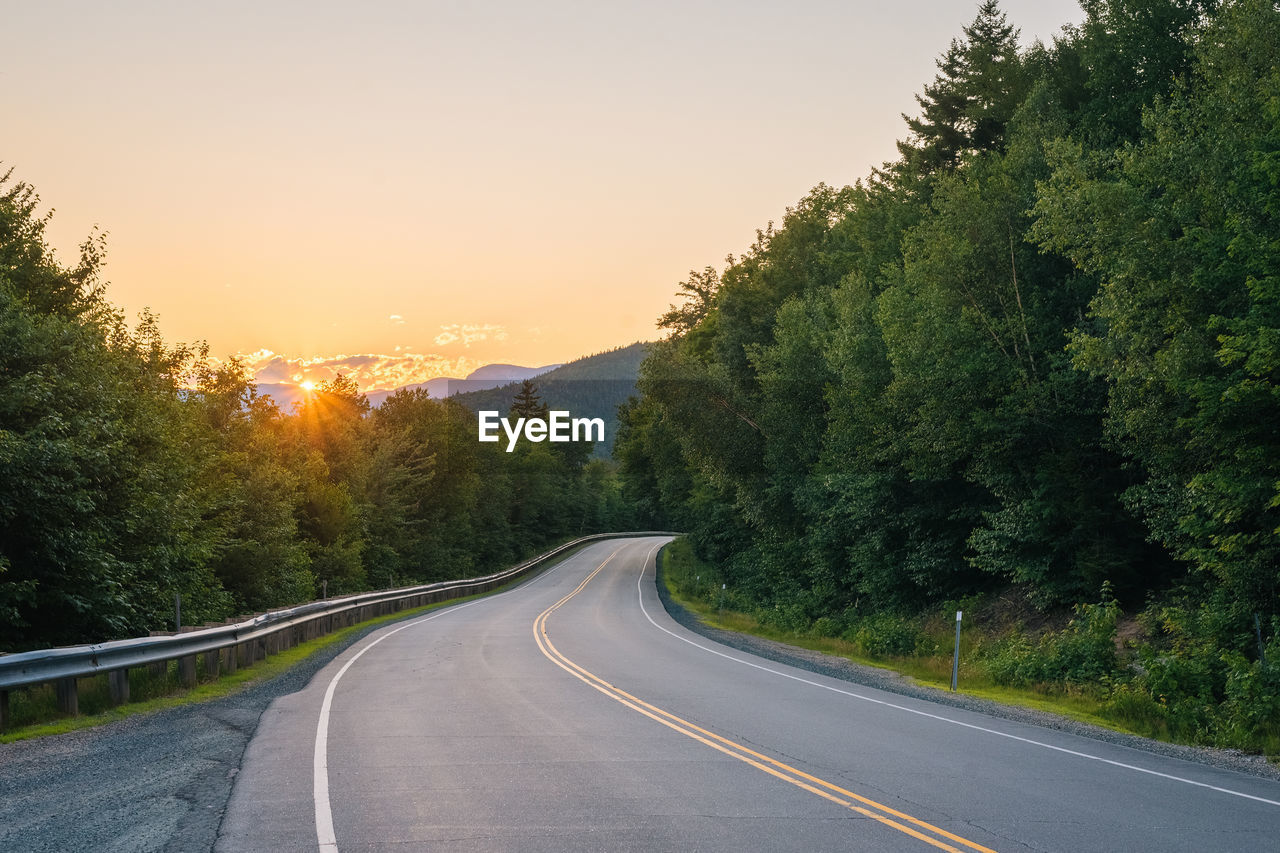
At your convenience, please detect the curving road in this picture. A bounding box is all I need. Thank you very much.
[215,536,1280,852]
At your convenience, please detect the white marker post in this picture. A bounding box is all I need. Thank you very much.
[951,610,962,692]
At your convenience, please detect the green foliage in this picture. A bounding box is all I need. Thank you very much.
[845,614,927,658]
[896,0,1027,179]
[0,174,232,646]
[1036,0,1280,616]
[616,1,1280,752]
[0,172,641,651]
[1094,602,1280,750]
[986,591,1121,687]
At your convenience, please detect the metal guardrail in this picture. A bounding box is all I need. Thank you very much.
[0,531,676,728]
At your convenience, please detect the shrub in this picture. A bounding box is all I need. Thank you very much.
[811,616,841,638]
[846,613,921,657]
[984,590,1120,688]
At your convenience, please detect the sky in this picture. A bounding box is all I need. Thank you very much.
[6,0,1083,391]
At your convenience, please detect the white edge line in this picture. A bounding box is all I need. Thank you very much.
[313,544,587,852]
[633,540,1280,809]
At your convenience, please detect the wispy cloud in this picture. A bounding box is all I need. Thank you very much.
[227,349,484,392]
[434,323,507,347]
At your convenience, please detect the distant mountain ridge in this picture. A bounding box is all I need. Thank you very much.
[362,362,560,408]
[465,363,560,382]
[450,342,649,457]
[252,350,640,414]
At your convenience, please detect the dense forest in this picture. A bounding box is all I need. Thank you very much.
[0,183,634,651]
[617,0,1280,747]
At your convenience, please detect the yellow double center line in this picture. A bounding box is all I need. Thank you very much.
[532,547,998,853]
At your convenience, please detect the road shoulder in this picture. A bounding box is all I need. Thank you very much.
[653,557,1280,784]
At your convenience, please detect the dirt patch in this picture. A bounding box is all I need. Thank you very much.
[971,586,1069,636]
[1114,614,1145,654]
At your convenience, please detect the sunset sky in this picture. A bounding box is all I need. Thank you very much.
[7,0,1081,391]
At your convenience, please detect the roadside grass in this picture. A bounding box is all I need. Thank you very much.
[1,544,592,744]
[656,540,1141,738]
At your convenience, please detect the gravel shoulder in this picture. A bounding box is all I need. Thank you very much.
[654,560,1280,784]
[0,616,403,853]
[0,542,595,853]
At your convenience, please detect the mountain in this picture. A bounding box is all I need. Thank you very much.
[364,377,455,408]
[450,342,649,457]
[435,362,562,398]
[249,349,644,456]
[253,382,307,411]
[256,363,561,410]
[465,363,560,382]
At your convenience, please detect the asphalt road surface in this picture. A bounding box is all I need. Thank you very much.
[211,536,1280,852]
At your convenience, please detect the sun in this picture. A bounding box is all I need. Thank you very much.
[300,380,317,392]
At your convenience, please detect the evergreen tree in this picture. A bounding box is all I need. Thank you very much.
[510,379,549,420]
[896,0,1024,178]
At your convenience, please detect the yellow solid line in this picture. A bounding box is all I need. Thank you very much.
[532,548,1000,853]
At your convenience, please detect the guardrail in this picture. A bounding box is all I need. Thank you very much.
[0,531,676,731]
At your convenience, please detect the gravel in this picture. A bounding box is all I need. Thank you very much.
[0,618,396,853]
[654,564,1280,784]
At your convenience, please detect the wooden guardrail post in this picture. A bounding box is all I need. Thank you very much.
[1,690,9,730]
[108,669,130,705]
[178,655,197,687]
[204,649,220,677]
[56,678,78,715]
[222,645,237,674]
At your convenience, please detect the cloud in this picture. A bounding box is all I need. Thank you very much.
[225,350,485,393]
[253,355,294,383]
[389,314,405,325]
[318,354,379,369]
[433,323,507,348]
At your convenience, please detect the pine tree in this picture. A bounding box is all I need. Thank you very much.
[896,0,1023,177]
[510,379,549,420]
[899,40,971,174]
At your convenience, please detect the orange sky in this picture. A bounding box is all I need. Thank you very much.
[7,1,1082,391]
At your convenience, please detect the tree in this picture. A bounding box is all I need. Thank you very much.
[510,379,549,420]
[0,173,232,647]
[1034,0,1280,620]
[659,267,721,337]
[896,1,1025,179]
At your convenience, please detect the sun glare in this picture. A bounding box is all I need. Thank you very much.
[300,380,317,392]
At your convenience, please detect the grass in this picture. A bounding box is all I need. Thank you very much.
[656,539,1138,737]
[1,544,591,744]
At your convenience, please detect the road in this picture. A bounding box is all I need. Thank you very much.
[215,536,1280,852]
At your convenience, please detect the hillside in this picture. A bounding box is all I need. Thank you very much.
[364,363,558,408]
[451,342,649,456]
